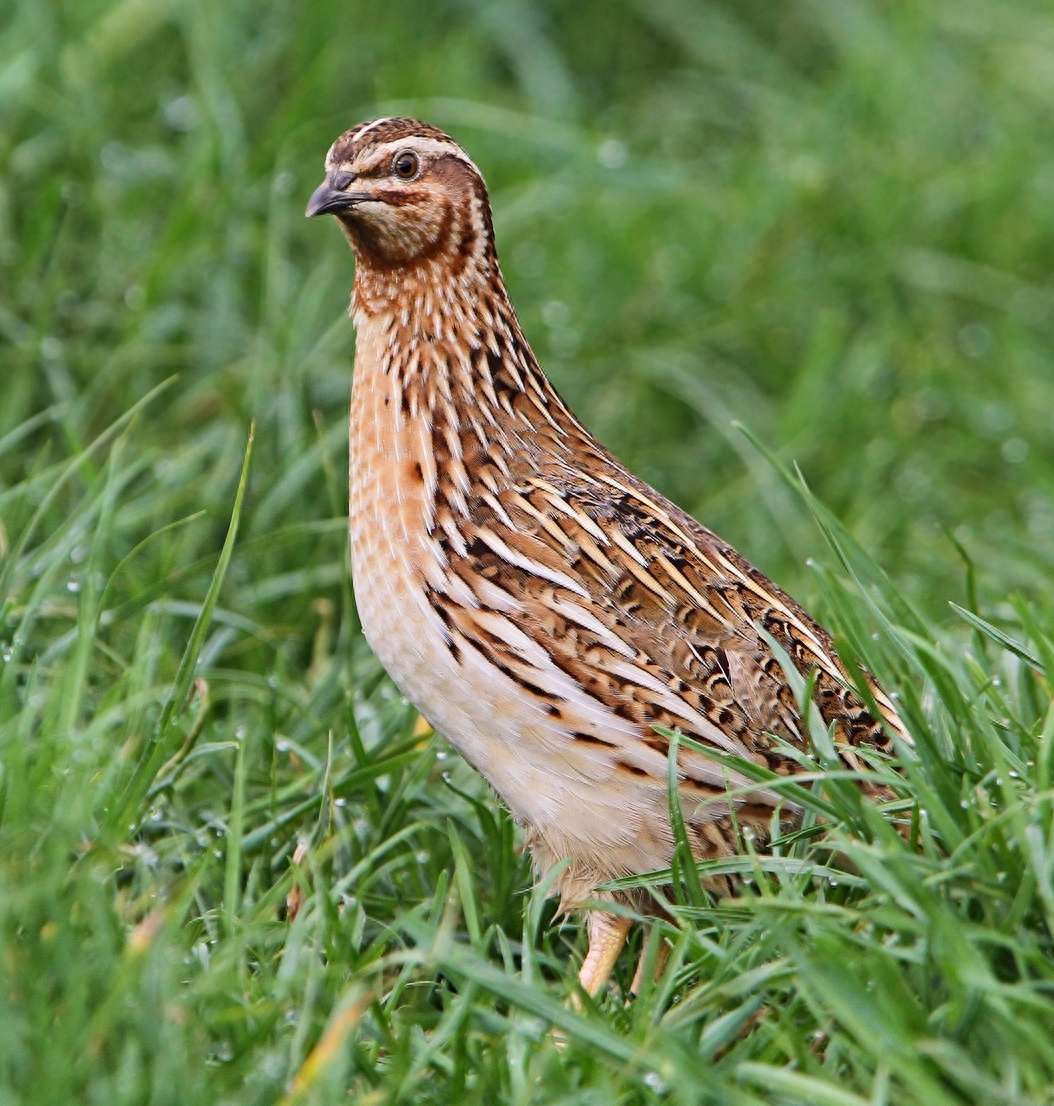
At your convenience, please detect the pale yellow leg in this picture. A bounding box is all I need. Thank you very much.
[629,929,670,995]
[578,911,632,997]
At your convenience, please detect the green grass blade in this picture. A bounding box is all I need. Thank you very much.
[0,376,177,614]
[107,422,255,836]
[949,603,1045,675]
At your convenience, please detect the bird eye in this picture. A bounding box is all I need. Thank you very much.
[393,151,420,180]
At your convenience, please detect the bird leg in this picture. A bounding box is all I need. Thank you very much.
[578,911,632,998]
[629,927,670,995]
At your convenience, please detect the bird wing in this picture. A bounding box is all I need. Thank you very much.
[428,423,902,806]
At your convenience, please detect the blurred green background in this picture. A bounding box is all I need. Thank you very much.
[5,1,1054,1103]
[6,0,1054,609]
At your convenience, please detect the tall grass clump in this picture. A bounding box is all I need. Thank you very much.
[4,1,1054,1103]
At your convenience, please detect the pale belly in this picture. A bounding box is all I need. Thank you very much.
[348,360,678,900]
[350,475,654,847]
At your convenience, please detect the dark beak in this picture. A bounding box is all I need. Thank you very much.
[305,182,376,218]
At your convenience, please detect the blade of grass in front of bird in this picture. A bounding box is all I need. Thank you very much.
[447,821,483,948]
[398,913,646,1065]
[735,1062,873,1106]
[522,856,570,988]
[666,730,706,907]
[655,726,842,822]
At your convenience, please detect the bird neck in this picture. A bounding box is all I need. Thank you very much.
[350,229,497,327]
[348,256,599,549]
[350,255,574,437]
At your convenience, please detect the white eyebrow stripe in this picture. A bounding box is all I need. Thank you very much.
[331,132,482,179]
[369,137,480,173]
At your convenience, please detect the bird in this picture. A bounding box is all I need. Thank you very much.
[306,118,907,999]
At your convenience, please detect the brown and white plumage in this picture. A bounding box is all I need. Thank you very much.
[307,118,906,996]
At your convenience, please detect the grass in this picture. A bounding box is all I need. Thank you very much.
[4,0,1054,1102]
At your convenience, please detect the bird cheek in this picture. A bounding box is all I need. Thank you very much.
[384,210,441,257]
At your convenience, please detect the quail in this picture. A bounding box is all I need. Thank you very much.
[306,118,905,997]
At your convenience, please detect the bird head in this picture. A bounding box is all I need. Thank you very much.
[306,118,495,273]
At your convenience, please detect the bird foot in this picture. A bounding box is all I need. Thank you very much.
[575,910,632,1002]
[629,929,670,996]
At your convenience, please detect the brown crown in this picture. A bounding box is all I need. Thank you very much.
[328,118,457,165]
